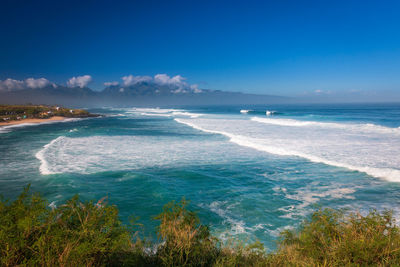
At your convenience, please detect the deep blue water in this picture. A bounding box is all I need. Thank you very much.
[1,103,400,250]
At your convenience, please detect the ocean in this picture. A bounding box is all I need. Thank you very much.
[1,103,400,250]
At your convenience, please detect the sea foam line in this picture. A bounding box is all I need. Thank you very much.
[251,117,400,135]
[125,108,204,118]
[0,118,82,134]
[35,136,66,175]
[175,118,400,182]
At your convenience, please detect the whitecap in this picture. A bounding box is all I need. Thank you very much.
[35,136,66,175]
[251,117,400,135]
[123,107,203,118]
[175,117,400,182]
[34,133,256,175]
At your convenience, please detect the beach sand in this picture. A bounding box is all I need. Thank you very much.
[0,116,67,127]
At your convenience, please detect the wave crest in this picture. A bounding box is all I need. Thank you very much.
[251,117,400,135]
[175,118,400,182]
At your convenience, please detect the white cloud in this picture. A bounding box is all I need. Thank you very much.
[67,75,92,88]
[25,78,55,89]
[0,77,55,92]
[122,75,152,86]
[154,74,186,88]
[104,81,119,87]
[171,88,187,94]
[116,73,203,94]
[190,84,202,93]
[312,89,331,95]
[0,78,25,91]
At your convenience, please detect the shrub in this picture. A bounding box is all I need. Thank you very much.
[271,208,400,266]
[154,199,219,266]
[0,186,137,266]
[215,240,268,267]
[2,187,400,266]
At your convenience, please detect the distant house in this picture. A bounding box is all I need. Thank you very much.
[70,110,74,113]
[56,107,60,111]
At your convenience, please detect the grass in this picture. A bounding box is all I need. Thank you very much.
[1,186,400,266]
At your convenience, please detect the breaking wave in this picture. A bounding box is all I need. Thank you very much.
[175,118,400,182]
[265,110,277,116]
[251,117,400,135]
[34,133,257,175]
[35,136,67,175]
[125,108,203,118]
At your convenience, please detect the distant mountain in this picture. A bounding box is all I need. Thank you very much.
[102,82,174,96]
[0,85,97,106]
[0,82,290,107]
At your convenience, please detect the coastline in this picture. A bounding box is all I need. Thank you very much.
[0,116,67,127]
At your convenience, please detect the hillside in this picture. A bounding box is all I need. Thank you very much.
[0,105,96,123]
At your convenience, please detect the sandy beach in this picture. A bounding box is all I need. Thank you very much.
[0,116,67,127]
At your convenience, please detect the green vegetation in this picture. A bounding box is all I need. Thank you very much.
[0,105,96,122]
[1,187,400,266]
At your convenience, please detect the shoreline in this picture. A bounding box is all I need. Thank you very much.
[0,116,68,127]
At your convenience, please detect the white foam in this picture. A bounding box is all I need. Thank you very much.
[34,134,257,175]
[208,201,248,238]
[108,113,127,117]
[240,109,252,114]
[171,111,203,118]
[35,136,66,175]
[175,117,400,182]
[48,201,57,209]
[276,184,360,219]
[124,108,203,118]
[252,117,400,135]
[127,108,184,114]
[139,112,172,117]
[265,110,276,116]
[0,118,82,134]
[0,127,10,133]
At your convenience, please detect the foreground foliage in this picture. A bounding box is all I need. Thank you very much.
[1,187,400,266]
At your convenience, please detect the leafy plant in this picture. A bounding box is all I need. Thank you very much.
[2,187,400,266]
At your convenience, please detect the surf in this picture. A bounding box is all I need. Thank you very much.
[175,117,400,182]
[251,117,400,135]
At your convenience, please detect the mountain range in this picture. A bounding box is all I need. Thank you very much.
[0,82,289,107]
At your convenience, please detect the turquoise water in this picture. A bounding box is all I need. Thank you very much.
[1,104,400,250]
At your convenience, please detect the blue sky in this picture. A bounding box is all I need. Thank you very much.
[1,0,400,99]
